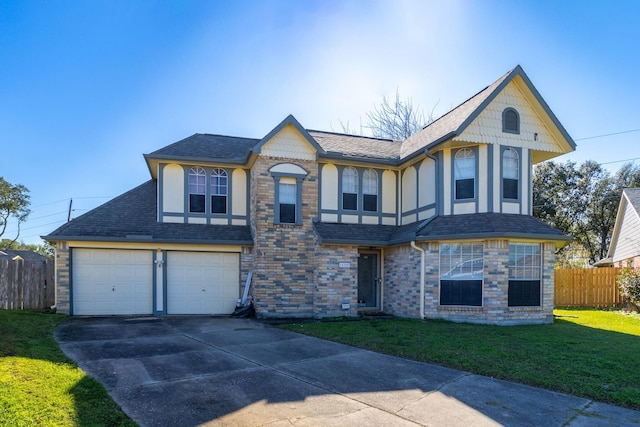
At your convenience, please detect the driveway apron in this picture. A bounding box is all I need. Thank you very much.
[55,317,640,427]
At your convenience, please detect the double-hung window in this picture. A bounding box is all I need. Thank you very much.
[278,178,297,224]
[454,148,475,200]
[188,167,206,213]
[508,243,541,306]
[362,169,378,212]
[211,168,228,214]
[440,243,483,306]
[342,167,358,210]
[502,148,519,200]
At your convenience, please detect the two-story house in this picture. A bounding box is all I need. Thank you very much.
[45,65,575,325]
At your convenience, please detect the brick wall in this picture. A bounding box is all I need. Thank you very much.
[383,239,555,325]
[313,245,359,317]
[54,242,70,314]
[249,156,319,318]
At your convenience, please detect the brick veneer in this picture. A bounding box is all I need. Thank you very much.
[313,244,359,317]
[383,240,555,325]
[249,156,319,318]
[54,242,70,314]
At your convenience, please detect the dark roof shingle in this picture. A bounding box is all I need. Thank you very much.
[44,180,253,245]
[146,133,259,164]
[314,213,569,246]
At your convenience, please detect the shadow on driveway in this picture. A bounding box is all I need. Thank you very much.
[55,316,640,427]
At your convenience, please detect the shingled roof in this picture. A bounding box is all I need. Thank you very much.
[44,180,253,245]
[314,213,569,246]
[145,133,259,164]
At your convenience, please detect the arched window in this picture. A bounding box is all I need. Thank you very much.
[502,148,519,199]
[503,108,520,134]
[210,168,228,214]
[342,167,358,210]
[454,148,475,200]
[362,169,378,212]
[188,167,206,213]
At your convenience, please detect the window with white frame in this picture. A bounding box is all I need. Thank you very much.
[454,148,475,200]
[210,168,228,214]
[278,178,297,224]
[362,168,378,212]
[502,148,519,200]
[188,167,206,213]
[508,243,541,306]
[440,242,483,306]
[342,167,358,210]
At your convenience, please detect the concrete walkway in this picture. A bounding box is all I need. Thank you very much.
[55,316,640,427]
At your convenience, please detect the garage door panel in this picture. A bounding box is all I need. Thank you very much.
[72,249,153,315]
[167,252,239,315]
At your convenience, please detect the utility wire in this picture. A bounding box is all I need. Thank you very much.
[574,128,640,141]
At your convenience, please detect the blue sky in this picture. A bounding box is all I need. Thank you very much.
[1,0,639,244]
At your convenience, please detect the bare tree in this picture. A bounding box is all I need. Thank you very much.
[365,89,434,140]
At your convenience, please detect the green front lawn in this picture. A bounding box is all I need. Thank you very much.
[0,310,136,426]
[279,308,640,409]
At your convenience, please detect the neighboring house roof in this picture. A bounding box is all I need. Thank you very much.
[314,213,569,246]
[607,188,640,262]
[0,250,49,261]
[43,180,253,245]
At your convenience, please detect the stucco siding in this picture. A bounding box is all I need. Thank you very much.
[321,164,339,210]
[382,170,396,214]
[231,169,247,216]
[402,166,417,220]
[442,149,452,215]
[521,148,530,214]
[492,146,501,212]
[418,158,436,209]
[454,202,475,215]
[162,163,184,214]
[260,124,317,160]
[478,145,488,212]
[611,202,640,263]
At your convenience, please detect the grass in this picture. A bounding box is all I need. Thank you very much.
[0,310,137,426]
[279,308,640,410]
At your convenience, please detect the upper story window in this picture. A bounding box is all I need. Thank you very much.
[211,168,228,214]
[454,148,475,200]
[502,108,520,134]
[188,167,206,213]
[270,163,307,225]
[362,169,378,212]
[342,167,358,210]
[278,178,297,224]
[502,148,519,200]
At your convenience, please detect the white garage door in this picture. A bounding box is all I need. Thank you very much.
[167,252,239,315]
[72,249,153,315]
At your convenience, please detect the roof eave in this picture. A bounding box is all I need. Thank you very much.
[42,235,254,246]
[319,152,400,166]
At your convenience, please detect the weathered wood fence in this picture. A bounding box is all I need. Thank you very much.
[554,267,624,307]
[0,257,55,309]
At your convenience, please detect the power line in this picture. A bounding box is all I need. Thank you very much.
[575,128,640,141]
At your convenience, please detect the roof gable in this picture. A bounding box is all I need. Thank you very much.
[401,65,576,161]
[455,75,575,163]
[253,114,325,160]
[607,188,640,261]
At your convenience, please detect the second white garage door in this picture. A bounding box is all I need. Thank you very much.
[166,251,240,315]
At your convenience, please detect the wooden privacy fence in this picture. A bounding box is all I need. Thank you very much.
[0,257,55,310]
[554,267,624,307]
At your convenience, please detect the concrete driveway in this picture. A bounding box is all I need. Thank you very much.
[55,316,640,427]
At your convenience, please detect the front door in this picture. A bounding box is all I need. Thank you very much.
[358,251,379,308]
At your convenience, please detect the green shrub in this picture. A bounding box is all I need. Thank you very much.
[618,268,640,311]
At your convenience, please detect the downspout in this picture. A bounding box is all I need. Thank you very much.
[410,241,425,319]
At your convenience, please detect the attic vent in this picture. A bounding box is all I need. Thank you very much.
[502,108,520,134]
